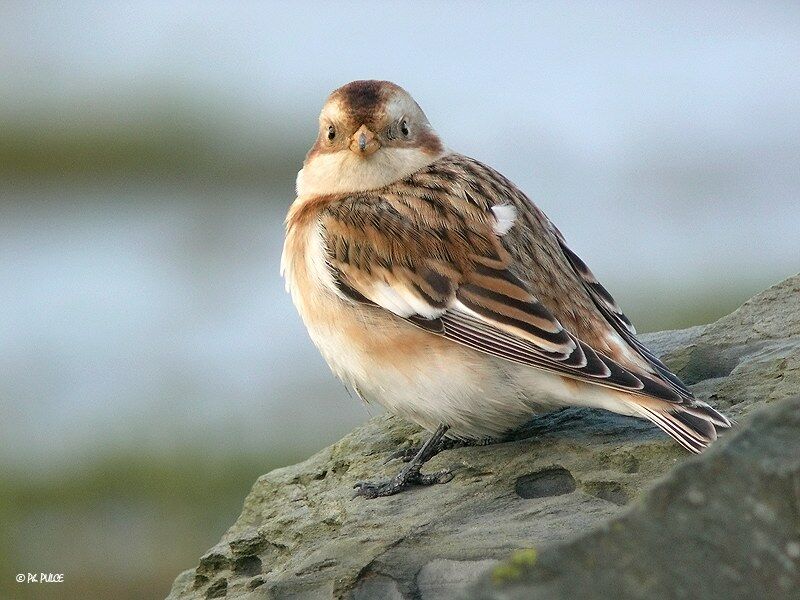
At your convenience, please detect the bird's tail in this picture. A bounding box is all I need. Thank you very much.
[629,399,732,453]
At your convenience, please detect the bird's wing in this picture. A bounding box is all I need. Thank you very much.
[551,227,696,400]
[320,192,686,405]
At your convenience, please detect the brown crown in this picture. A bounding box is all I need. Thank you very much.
[329,80,402,124]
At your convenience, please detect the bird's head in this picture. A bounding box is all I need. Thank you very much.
[296,80,446,197]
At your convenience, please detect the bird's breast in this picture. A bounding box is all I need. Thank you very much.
[281,204,481,397]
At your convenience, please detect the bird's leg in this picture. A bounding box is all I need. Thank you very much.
[353,423,453,499]
[385,433,506,463]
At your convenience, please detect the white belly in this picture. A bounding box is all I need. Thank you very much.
[302,300,601,439]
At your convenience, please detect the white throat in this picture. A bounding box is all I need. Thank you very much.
[296,147,447,198]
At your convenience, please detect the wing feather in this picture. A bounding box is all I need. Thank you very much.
[553,234,698,400]
[320,192,684,404]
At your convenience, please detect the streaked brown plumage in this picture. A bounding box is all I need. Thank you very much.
[282,80,730,495]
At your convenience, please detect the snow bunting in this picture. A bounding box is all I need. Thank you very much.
[282,80,730,498]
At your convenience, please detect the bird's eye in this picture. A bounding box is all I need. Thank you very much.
[327,125,336,141]
[400,120,410,137]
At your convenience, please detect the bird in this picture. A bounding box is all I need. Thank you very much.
[281,80,730,499]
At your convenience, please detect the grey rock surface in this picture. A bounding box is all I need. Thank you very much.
[470,395,800,600]
[166,274,800,600]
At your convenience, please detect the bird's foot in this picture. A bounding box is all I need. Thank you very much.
[353,467,453,499]
[353,422,453,499]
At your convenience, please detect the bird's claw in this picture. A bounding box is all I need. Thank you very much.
[352,468,453,499]
[416,469,454,486]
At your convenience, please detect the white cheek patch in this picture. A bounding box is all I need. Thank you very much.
[491,204,517,236]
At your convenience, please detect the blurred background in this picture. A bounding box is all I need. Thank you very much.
[1,2,798,598]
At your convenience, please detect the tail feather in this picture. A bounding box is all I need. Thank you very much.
[680,400,731,428]
[632,401,731,454]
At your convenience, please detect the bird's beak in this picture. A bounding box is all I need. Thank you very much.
[350,124,380,157]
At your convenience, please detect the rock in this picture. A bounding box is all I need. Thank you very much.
[165,274,800,600]
[415,560,501,600]
[469,396,800,600]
